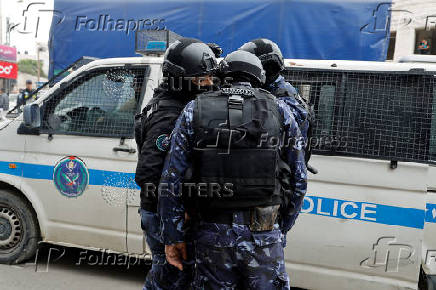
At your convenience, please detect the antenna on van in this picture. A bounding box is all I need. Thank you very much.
[135,30,183,56]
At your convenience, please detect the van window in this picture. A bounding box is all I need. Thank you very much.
[317,85,335,136]
[42,67,147,138]
[284,68,435,164]
[283,69,342,151]
[431,87,436,161]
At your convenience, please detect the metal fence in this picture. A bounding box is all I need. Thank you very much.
[283,68,436,164]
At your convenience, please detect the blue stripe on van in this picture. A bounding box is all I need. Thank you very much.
[301,195,426,229]
[0,161,140,190]
[88,169,138,189]
[0,160,24,177]
[426,203,436,224]
[1,161,436,228]
[377,203,425,228]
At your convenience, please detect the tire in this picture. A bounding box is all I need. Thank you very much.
[0,189,40,264]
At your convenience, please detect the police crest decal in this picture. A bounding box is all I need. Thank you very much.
[53,156,89,198]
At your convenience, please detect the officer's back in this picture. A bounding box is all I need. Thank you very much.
[160,50,307,289]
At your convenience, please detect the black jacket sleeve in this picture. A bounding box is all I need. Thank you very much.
[135,103,183,212]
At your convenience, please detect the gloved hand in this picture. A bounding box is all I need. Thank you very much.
[165,242,187,271]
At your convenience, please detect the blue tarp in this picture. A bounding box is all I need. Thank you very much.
[49,0,392,78]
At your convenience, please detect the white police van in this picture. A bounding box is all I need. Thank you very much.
[0,49,435,290]
[284,57,436,290]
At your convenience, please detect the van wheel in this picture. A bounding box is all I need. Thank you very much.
[0,189,40,264]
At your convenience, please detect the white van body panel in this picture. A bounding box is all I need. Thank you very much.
[286,155,427,290]
[0,57,162,254]
[125,60,163,255]
[277,58,436,289]
[0,116,50,239]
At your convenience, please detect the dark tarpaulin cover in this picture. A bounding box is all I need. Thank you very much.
[49,0,392,78]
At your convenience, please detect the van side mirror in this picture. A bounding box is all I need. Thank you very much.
[23,104,41,128]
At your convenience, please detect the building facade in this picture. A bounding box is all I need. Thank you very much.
[389,0,436,60]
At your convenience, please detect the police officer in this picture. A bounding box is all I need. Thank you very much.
[0,88,8,120]
[134,38,218,290]
[239,39,316,239]
[23,80,35,103]
[159,50,307,289]
[16,80,35,112]
[239,38,315,170]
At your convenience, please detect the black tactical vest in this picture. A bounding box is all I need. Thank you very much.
[134,88,186,152]
[192,86,284,210]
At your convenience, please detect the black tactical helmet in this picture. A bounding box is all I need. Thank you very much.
[162,38,218,77]
[239,38,285,73]
[219,50,266,86]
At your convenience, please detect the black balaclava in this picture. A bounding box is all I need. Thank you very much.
[263,62,281,87]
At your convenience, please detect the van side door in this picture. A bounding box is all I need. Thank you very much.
[20,64,149,253]
[283,69,432,290]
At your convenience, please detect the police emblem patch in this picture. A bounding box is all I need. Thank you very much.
[156,134,170,152]
[53,156,89,198]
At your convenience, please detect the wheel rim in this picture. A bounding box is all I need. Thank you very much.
[0,206,22,250]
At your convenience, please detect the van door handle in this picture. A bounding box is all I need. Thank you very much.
[113,146,136,154]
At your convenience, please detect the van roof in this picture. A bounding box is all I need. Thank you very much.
[284,58,436,72]
[74,56,436,73]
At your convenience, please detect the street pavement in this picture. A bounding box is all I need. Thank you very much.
[0,244,149,290]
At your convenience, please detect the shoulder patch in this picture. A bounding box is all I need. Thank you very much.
[156,134,170,152]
